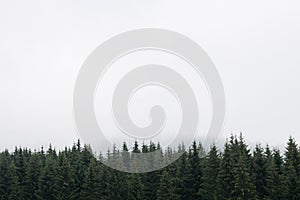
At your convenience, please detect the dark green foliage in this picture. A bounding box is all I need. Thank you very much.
[199,145,220,200]
[156,167,180,200]
[232,150,256,199]
[252,145,268,199]
[24,152,41,200]
[184,141,202,200]
[263,147,284,200]
[283,137,300,200]
[141,142,161,200]
[80,158,103,200]
[35,152,60,200]
[216,142,234,200]
[0,135,299,200]
[0,151,19,200]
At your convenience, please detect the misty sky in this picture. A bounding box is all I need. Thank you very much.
[1,0,300,151]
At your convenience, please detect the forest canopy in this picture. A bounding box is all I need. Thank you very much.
[0,134,299,200]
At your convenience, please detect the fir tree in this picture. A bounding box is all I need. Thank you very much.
[252,145,268,199]
[232,150,256,199]
[265,149,284,200]
[55,152,76,200]
[283,137,300,199]
[80,158,102,200]
[13,147,27,200]
[157,168,181,200]
[184,141,202,199]
[0,151,19,200]
[199,145,220,200]
[217,141,234,199]
[0,136,299,199]
[36,152,60,200]
[24,152,41,200]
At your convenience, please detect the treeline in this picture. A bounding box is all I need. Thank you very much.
[0,134,299,200]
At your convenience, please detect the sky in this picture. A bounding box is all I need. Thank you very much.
[1,0,300,151]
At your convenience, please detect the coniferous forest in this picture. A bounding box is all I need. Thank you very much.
[0,134,300,200]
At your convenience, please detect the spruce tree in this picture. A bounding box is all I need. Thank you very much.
[141,142,161,200]
[231,135,256,199]
[0,151,19,200]
[199,145,220,200]
[216,141,234,199]
[13,147,27,200]
[252,145,268,199]
[283,137,300,199]
[157,168,181,200]
[232,150,256,199]
[55,152,76,200]
[80,158,102,200]
[24,152,41,200]
[184,141,202,199]
[36,148,60,200]
[127,173,142,200]
[265,149,284,200]
[69,142,84,199]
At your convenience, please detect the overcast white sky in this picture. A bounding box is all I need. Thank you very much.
[1,0,300,151]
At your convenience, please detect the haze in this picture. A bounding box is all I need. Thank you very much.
[1,0,300,151]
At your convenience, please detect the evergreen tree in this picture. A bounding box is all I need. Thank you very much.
[36,152,60,200]
[265,149,284,200]
[174,145,187,198]
[252,145,268,199]
[13,147,27,200]
[0,136,299,199]
[232,151,256,199]
[24,152,41,200]
[55,152,76,200]
[283,137,300,200]
[157,167,180,200]
[231,135,256,199]
[141,142,161,200]
[217,141,234,199]
[80,158,102,200]
[70,142,85,199]
[0,151,19,200]
[121,142,130,172]
[127,173,142,200]
[184,141,202,199]
[199,145,220,200]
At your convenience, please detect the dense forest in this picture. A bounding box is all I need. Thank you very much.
[0,134,299,200]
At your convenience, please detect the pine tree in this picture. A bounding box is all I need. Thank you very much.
[36,150,60,200]
[131,141,141,172]
[80,158,102,200]
[157,167,181,200]
[104,148,124,200]
[184,141,202,200]
[0,151,19,200]
[24,152,41,200]
[141,142,161,200]
[127,173,143,200]
[172,144,186,198]
[13,147,27,200]
[55,152,76,200]
[199,145,220,200]
[70,142,84,199]
[121,142,130,172]
[216,141,234,199]
[0,135,300,199]
[252,145,268,199]
[283,137,300,199]
[231,134,256,199]
[265,149,284,200]
[232,151,256,199]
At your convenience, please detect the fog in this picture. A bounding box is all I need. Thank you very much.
[1,0,300,151]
